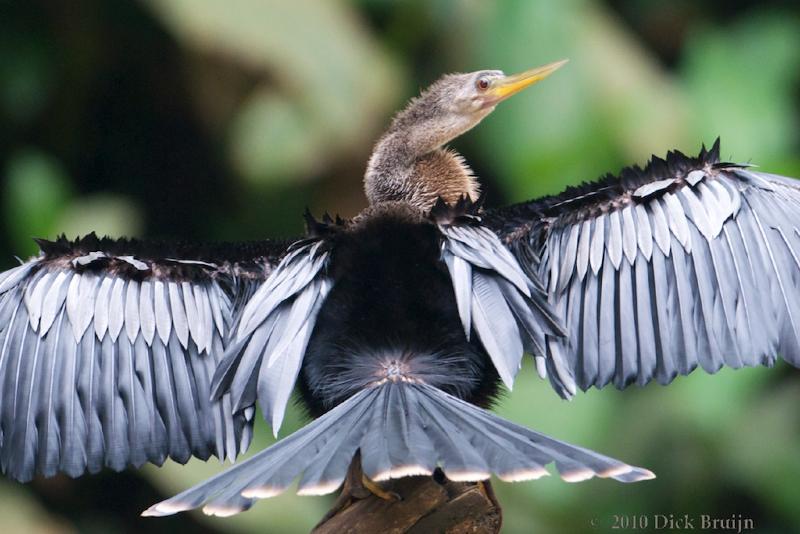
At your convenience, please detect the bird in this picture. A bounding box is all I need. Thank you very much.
[2,58,800,520]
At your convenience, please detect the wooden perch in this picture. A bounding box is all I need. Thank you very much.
[312,473,502,534]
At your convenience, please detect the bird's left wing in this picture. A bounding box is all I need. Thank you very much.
[0,233,291,481]
[484,141,800,392]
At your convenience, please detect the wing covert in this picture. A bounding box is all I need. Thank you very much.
[210,238,333,437]
[433,202,575,398]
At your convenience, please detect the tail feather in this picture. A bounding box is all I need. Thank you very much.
[445,393,642,481]
[425,393,548,481]
[294,400,371,495]
[417,395,491,480]
[142,382,654,517]
[382,385,436,478]
[359,385,394,480]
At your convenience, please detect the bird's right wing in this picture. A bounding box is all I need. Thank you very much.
[0,233,293,481]
[484,141,800,392]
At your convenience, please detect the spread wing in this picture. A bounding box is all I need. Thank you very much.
[483,140,800,392]
[0,233,292,481]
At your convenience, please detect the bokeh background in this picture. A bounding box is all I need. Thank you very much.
[2,0,800,532]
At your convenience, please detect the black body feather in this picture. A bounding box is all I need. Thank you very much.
[300,203,500,414]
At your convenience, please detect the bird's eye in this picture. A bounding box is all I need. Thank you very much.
[476,77,490,91]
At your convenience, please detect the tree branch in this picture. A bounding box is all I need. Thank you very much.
[312,475,502,534]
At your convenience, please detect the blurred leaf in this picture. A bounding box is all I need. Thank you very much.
[229,89,318,185]
[145,0,403,183]
[0,483,75,534]
[0,32,53,124]
[725,382,800,525]
[3,149,73,257]
[682,13,800,167]
[56,194,144,239]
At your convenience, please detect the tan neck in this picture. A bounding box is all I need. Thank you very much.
[364,130,480,212]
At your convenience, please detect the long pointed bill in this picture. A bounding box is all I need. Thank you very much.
[488,59,568,103]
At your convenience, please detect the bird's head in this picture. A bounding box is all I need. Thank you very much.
[366,59,568,209]
[397,59,568,142]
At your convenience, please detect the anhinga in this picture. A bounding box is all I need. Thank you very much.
[1,59,800,519]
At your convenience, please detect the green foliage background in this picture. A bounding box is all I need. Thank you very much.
[1,1,799,532]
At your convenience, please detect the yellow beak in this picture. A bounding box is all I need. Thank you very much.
[487,59,568,103]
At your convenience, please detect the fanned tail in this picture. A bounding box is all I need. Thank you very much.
[142,382,654,517]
